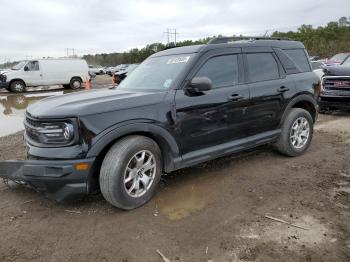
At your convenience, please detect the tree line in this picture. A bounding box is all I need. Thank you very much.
[272,17,350,58]
[1,17,349,69]
[82,39,210,66]
[83,17,350,66]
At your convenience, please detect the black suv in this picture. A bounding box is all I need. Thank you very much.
[0,37,319,210]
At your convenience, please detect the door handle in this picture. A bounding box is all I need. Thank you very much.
[228,94,243,101]
[277,86,290,93]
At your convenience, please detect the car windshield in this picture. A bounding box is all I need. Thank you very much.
[342,57,350,66]
[11,61,27,70]
[118,54,192,91]
[330,53,348,62]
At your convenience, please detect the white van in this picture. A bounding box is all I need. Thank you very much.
[0,59,89,92]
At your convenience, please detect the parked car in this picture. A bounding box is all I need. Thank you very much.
[113,64,139,84]
[324,53,350,66]
[0,59,89,92]
[318,65,350,112]
[107,64,130,76]
[105,66,116,75]
[0,37,319,210]
[88,65,105,75]
[309,56,321,61]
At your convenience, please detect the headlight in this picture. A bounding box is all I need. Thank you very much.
[25,118,76,145]
[37,122,74,143]
[0,74,6,82]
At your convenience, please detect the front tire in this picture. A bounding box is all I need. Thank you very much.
[100,136,162,210]
[70,78,82,89]
[9,80,26,93]
[275,108,313,157]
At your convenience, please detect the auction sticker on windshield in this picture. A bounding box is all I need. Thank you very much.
[166,56,190,64]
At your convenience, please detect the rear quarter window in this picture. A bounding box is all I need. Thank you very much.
[283,49,311,72]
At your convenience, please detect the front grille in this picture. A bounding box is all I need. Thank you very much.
[323,77,350,92]
[24,115,77,146]
[24,115,43,144]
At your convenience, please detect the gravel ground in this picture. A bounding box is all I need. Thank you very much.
[0,110,350,261]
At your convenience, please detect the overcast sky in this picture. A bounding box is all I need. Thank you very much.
[0,0,349,61]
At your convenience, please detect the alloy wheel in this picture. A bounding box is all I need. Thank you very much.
[290,117,310,149]
[123,150,156,198]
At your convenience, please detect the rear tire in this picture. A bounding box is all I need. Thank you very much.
[9,80,26,93]
[275,108,313,157]
[100,136,162,210]
[70,78,82,89]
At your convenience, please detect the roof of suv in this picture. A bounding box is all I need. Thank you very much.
[152,38,305,57]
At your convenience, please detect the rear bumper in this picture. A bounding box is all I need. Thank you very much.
[0,158,95,202]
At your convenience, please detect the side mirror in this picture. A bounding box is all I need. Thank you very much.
[24,66,29,71]
[188,76,212,93]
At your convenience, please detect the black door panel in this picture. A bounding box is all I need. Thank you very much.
[243,52,294,135]
[245,79,294,135]
[174,50,251,155]
[174,86,249,154]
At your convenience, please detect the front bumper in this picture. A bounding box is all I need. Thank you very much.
[318,95,350,110]
[0,158,95,202]
[0,81,9,89]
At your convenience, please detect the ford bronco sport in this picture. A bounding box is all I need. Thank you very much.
[0,37,319,210]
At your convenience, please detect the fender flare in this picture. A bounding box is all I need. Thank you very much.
[280,93,318,127]
[86,122,181,172]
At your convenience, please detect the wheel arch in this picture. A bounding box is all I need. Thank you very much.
[280,94,318,127]
[9,78,26,87]
[70,76,83,83]
[87,123,180,174]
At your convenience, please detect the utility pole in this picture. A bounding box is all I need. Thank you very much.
[163,29,180,46]
[65,48,76,57]
[164,28,170,44]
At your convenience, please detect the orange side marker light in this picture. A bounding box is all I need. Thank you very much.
[75,163,89,171]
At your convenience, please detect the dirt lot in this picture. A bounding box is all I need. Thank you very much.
[0,109,350,261]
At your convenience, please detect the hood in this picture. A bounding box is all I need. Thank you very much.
[1,69,18,76]
[323,65,350,76]
[27,88,167,119]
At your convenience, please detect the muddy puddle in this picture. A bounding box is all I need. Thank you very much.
[154,169,225,220]
[0,88,78,137]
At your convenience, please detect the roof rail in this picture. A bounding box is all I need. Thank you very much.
[207,36,292,45]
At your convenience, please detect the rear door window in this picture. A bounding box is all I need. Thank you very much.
[195,55,239,88]
[246,53,279,82]
[283,49,311,72]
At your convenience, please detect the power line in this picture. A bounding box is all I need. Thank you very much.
[163,28,180,46]
[65,48,76,57]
